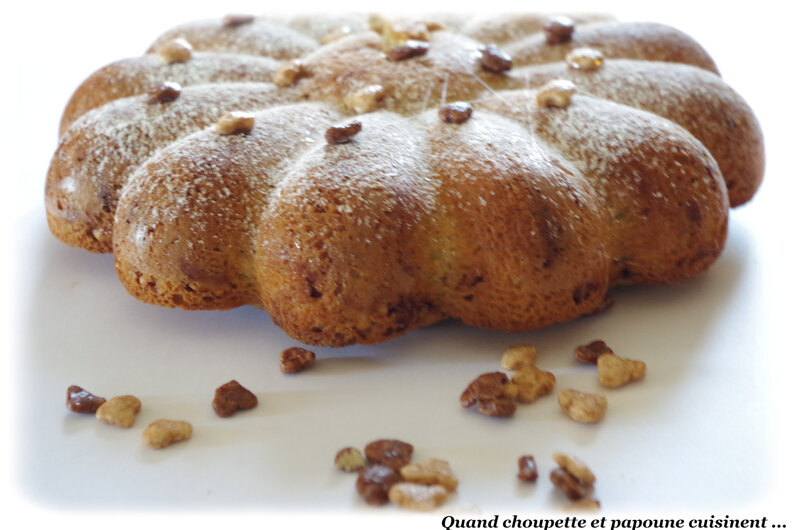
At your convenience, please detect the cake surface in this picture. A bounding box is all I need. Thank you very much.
[45,13,764,346]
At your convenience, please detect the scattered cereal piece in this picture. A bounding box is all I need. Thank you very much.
[502,382,520,400]
[280,347,316,373]
[536,79,577,109]
[345,84,385,114]
[553,453,596,485]
[142,419,192,449]
[389,482,449,511]
[400,458,458,492]
[480,44,513,73]
[386,40,429,61]
[438,102,473,124]
[550,468,592,501]
[365,439,414,471]
[557,389,607,423]
[66,385,106,413]
[96,395,141,428]
[500,344,537,370]
[356,464,402,505]
[517,455,538,482]
[597,353,646,388]
[544,16,575,44]
[273,59,306,87]
[511,366,556,403]
[325,120,362,145]
[461,372,516,418]
[460,372,508,407]
[157,38,192,64]
[551,453,597,502]
[477,399,517,417]
[216,111,255,135]
[574,340,614,364]
[222,14,255,28]
[566,47,604,71]
[212,380,257,418]
[147,81,182,104]
[335,447,366,472]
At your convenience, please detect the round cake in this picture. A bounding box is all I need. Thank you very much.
[45,13,764,346]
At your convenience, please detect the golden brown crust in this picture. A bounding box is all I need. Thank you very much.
[59,53,279,136]
[145,17,319,59]
[112,103,341,314]
[460,13,614,45]
[47,83,296,253]
[478,93,729,284]
[46,14,764,346]
[507,21,720,73]
[109,96,727,345]
[509,60,763,207]
[419,111,610,330]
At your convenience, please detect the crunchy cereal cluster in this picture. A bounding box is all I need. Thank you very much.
[597,352,646,388]
[157,38,192,64]
[544,16,576,44]
[96,395,141,428]
[216,111,255,135]
[345,84,386,114]
[460,371,516,417]
[339,439,458,511]
[439,102,474,124]
[388,482,448,511]
[461,343,555,418]
[557,389,607,423]
[509,367,556,403]
[566,47,604,70]
[334,447,366,472]
[273,59,306,87]
[536,79,577,109]
[516,451,600,510]
[67,385,192,450]
[212,380,258,417]
[387,40,429,61]
[517,455,539,482]
[325,120,362,145]
[573,340,613,365]
[401,458,459,492]
[222,14,255,28]
[280,347,316,373]
[365,439,414,471]
[66,385,106,413]
[500,344,537,370]
[480,44,513,73]
[147,81,182,104]
[357,463,402,505]
[550,453,599,508]
[564,340,649,422]
[142,419,193,449]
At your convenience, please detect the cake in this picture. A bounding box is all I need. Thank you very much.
[45,13,764,346]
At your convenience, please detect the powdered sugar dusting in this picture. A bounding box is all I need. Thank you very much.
[47,14,764,342]
[506,21,718,72]
[147,18,319,60]
[60,52,279,132]
[117,103,343,271]
[50,83,297,238]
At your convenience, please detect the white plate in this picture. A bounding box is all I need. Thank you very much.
[5,0,798,525]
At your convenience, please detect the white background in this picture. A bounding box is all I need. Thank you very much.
[2,1,799,529]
